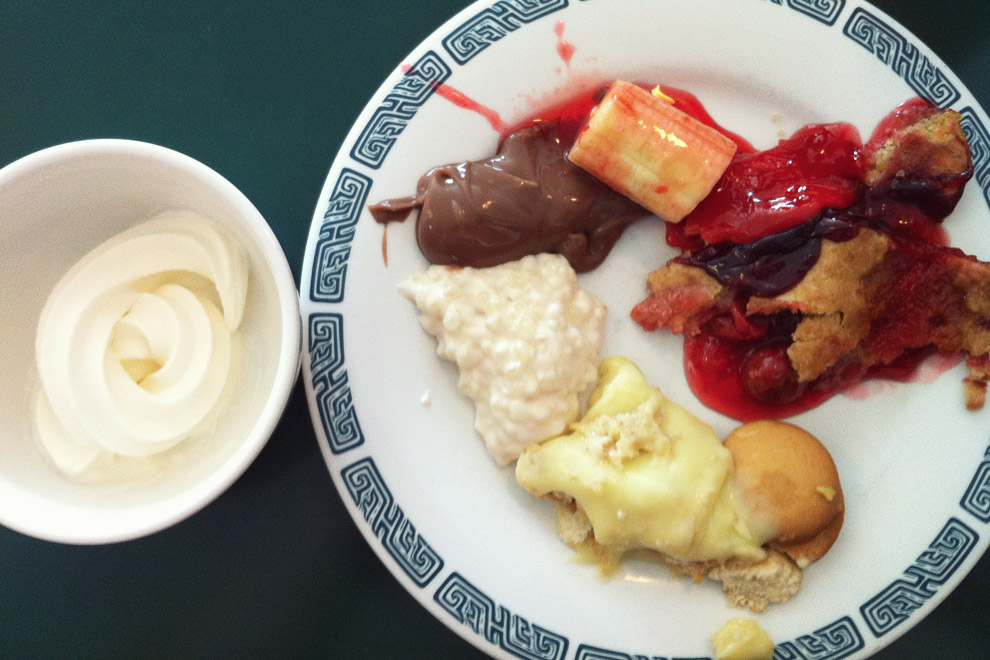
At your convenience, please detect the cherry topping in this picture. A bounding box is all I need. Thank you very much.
[682,123,865,245]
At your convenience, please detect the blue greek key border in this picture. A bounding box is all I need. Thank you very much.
[574,647,708,660]
[434,572,569,660]
[860,518,978,637]
[960,107,990,211]
[961,445,990,523]
[441,0,569,65]
[774,617,865,660]
[341,457,444,587]
[350,50,452,169]
[574,648,653,660]
[842,8,960,108]
[308,313,364,454]
[764,0,845,26]
[573,615,862,660]
[309,168,372,304]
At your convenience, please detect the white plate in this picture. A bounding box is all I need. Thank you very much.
[299,1,990,658]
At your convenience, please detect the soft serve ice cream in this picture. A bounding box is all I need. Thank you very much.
[33,210,249,477]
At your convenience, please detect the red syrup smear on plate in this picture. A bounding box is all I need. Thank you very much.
[503,83,755,149]
[400,63,508,133]
[500,85,600,145]
[843,352,963,400]
[684,333,835,422]
[683,333,950,422]
[432,83,508,134]
[554,20,576,65]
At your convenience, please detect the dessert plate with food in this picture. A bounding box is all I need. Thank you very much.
[299,1,990,658]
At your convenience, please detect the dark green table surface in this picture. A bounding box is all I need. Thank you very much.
[2,1,988,658]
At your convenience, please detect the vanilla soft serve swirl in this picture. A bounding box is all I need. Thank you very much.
[34,210,249,476]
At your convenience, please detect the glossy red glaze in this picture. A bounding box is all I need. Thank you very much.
[683,123,865,245]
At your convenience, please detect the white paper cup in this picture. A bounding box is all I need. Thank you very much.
[0,139,300,544]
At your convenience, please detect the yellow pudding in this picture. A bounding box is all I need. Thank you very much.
[711,618,775,660]
[516,356,771,564]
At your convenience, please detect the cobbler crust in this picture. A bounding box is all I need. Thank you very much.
[640,226,990,407]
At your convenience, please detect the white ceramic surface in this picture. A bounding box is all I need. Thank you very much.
[299,1,990,658]
[0,139,301,544]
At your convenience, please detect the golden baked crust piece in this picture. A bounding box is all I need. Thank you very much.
[864,109,971,188]
[636,262,726,334]
[746,230,892,382]
[752,227,990,388]
[548,493,808,612]
[705,551,803,613]
[965,361,990,409]
[863,107,973,220]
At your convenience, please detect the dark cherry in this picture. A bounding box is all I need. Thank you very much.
[740,344,805,406]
